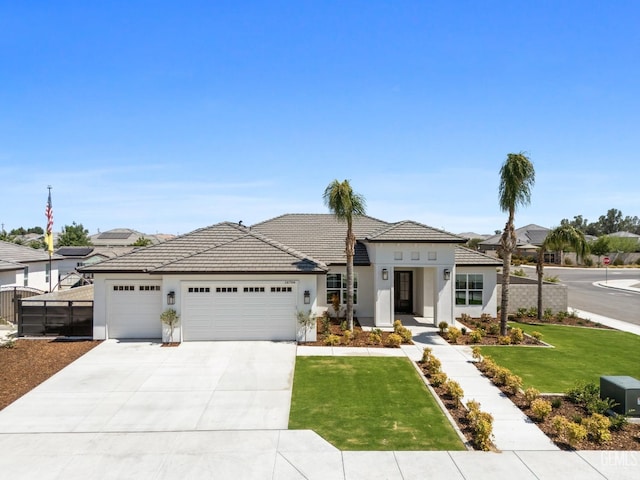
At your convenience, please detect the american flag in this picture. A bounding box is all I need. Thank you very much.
[45,188,53,254]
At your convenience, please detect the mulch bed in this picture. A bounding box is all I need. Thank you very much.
[0,339,101,410]
[474,361,640,450]
[301,318,412,347]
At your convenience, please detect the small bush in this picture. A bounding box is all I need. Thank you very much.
[530,398,553,421]
[386,333,402,347]
[543,308,554,321]
[447,327,461,343]
[321,314,331,334]
[421,347,433,363]
[343,330,352,344]
[566,421,588,446]
[430,372,448,387]
[612,257,624,266]
[471,346,482,361]
[513,268,526,277]
[324,334,341,346]
[584,257,594,267]
[505,374,523,395]
[1,340,16,349]
[438,321,448,334]
[466,404,494,451]
[586,396,618,416]
[516,307,528,318]
[551,397,563,409]
[488,323,500,335]
[567,382,599,405]
[544,275,560,283]
[552,415,570,436]
[368,332,382,345]
[481,358,499,377]
[469,330,483,344]
[445,379,464,408]
[526,307,538,318]
[340,320,348,331]
[493,367,511,386]
[524,387,540,406]
[480,313,492,322]
[498,335,511,345]
[531,331,543,341]
[556,311,568,321]
[564,257,573,266]
[583,413,611,443]
[397,326,413,343]
[609,413,628,432]
[426,357,442,375]
[461,326,467,335]
[393,319,403,332]
[460,313,471,322]
[509,327,524,344]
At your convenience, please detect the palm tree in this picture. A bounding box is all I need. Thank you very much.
[323,179,366,331]
[536,226,588,320]
[498,153,535,336]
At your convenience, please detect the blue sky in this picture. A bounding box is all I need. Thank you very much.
[1,1,638,237]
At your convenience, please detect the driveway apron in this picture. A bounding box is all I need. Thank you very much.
[0,340,297,433]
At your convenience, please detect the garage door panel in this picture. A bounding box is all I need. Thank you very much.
[108,284,163,339]
[183,283,296,341]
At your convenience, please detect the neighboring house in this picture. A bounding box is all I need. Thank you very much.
[55,246,137,288]
[477,224,560,262]
[90,228,169,247]
[0,240,61,292]
[609,231,640,244]
[82,214,501,342]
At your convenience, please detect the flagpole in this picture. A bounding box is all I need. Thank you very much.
[46,185,53,292]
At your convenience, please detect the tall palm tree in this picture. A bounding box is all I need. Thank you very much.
[536,225,588,320]
[323,179,366,331]
[498,153,535,336]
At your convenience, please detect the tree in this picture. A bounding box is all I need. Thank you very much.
[498,152,535,336]
[131,237,153,247]
[323,179,366,331]
[536,226,588,320]
[466,238,482,250]
[57,222,92,246]
[589,236,610,265]
[560,215,588,233]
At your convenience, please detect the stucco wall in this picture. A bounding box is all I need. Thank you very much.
[497,283,568,314]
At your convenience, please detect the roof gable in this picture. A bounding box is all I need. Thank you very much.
[366,220,467,243]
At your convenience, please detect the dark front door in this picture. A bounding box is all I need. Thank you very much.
[394,271,413,314]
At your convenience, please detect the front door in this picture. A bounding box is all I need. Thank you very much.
[394,271,413,314]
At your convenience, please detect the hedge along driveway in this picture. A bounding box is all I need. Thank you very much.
[288,356,465,451]
[479,323,640,393]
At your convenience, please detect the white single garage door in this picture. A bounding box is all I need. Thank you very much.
[107,282,163,338]
[182,283,297,341]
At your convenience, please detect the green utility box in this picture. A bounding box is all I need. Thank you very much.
[600,376,640,417]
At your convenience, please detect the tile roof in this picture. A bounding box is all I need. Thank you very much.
[0,240,62,263]
[0,259,24,272]
[479,224,550,247]
[252,214,389,265]
[455,247,502,266]
[366,220,467,243]
[81,222,327,274]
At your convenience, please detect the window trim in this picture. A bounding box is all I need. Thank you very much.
[326,273,358,305]
[455,273,484,306]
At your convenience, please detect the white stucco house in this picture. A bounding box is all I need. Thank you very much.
[82,214,500,342]
[0,240,60,292]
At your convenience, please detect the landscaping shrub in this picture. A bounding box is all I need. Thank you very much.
[526,307,538,318]
[567,382,599,406]
[612,257,624,266]
[430,372,448,387]
[582,413,611,443]
[552,415,587,447]
[488,323,500,335]
[1,339,16,349]
[343,329,352,344]
[543,308,553,321]
[524,387,540,406]
[393,319,403,332]
[445,379,464,408]
[447,327,461,343]
[564,257,573,266]
[460,313,471,322]
[426,357,442,375]
[461,327,467,335]
[513,268,526,277]
[531,331,543,341]
[551,397,563,409]
[421,347,433,363]
[493,367,511,386]
[609,413,628,432]
[480,313,492,322]
[471,346,482,361]
[386,333,402,348]
[438,321,448,334]
[368,332,382,345]
[466,401,493,451]
[516,308,528,318]
[556,311,568,321]
[481,357,499,377]
[340,320,348,331]
[584,257,594,267]
[321,313,331,334]
[505,374,523,395]
[530,398,553,421]
[469,330,483,344]
[324,334,341,346]
[397,326,413,343]
[498,335,511,345]
[509,327,524,344]
[331,294,341,318]
[544,275,560,283]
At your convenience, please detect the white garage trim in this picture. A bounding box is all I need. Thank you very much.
[107,281,163,339]
[182,281,297,341]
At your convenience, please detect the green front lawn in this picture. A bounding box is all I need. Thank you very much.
[288,356,464,451]
[479,323,640,393]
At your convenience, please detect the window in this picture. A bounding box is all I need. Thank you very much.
[23,266,29,286]
[270,286,292,293]
[326,273,358,304]
[113,285,135,291]
[216,287,237,293]
[244,287,265,292]
[188,287,210,293]
[45,264,50,284]
[455,274,483,305]
[411,251,420,260]
[394,251,403,260]
[428,251,437,261]
[139,285,161,291]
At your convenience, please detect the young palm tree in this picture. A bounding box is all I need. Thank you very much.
[323,179,366,331]
[536,225,588,320]
[498,153,535,336]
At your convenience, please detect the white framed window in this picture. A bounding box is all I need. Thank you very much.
[326,273,358,304]
[455,274,483,305]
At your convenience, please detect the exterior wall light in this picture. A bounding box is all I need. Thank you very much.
[382,268,389,281]
[443,269,451,281]
[303,290,311,304]
[167,291,176,305]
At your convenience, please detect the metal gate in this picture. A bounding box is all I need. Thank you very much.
[0,286,45,324]
[18,299,93,337]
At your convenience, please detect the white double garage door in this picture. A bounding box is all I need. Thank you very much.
[107,281,298,341]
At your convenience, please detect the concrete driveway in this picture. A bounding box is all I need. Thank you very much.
[0,340,297,433]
